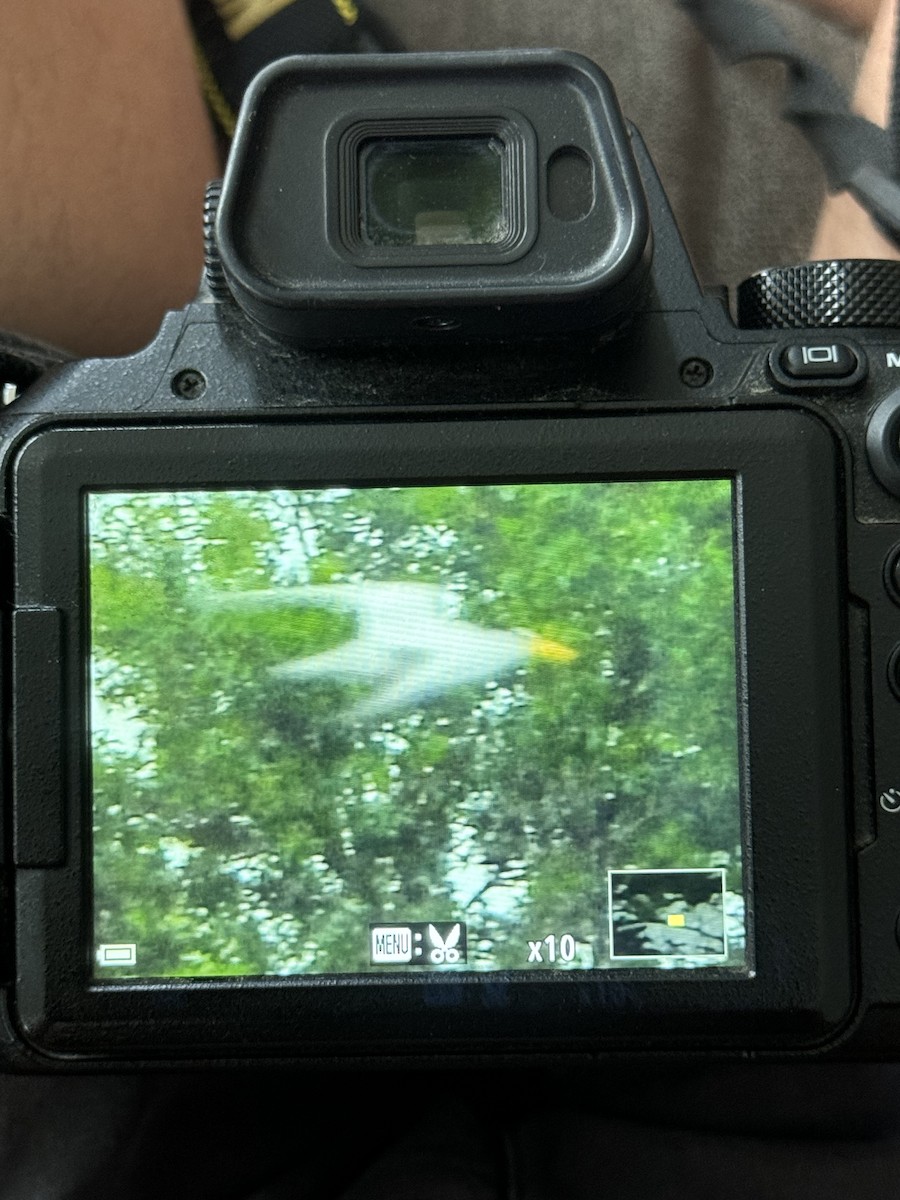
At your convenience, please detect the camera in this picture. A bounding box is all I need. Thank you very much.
[4,49,900,1068]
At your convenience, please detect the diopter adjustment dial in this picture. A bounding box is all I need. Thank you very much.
[736,260,900,330]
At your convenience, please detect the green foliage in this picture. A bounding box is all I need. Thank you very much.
[88,481,743,979]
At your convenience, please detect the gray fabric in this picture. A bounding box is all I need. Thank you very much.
[366,0,864,288]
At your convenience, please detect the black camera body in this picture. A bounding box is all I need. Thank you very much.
[3,51,900,1069]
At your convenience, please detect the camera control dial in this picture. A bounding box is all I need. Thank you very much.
[736,260,900,330]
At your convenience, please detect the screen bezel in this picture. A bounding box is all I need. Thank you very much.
[9,410,854,1060]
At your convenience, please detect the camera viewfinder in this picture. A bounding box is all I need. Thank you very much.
[361,135,508,247]
[216,51,651,344]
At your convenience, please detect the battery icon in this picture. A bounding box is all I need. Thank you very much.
[97,943,137,967]
[370,926,414,963]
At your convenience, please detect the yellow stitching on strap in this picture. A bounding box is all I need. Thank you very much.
[330,0,359,24]
[193,42,237,138]
[212,0,296,41]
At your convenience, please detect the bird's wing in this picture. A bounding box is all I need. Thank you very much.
[270,641,390,682]
[199,582,451,623]
[348,583,451,636]
[346,652,441,720]
[394,583,454,619]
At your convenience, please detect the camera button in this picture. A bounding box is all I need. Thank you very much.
[884,545,900,605]
[868,392,900,497]
[779,343,858,379]
[888,644,900,701]
[768,342,867,391]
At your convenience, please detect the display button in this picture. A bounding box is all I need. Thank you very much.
[780,343,858,379]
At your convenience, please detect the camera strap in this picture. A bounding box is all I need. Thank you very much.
[187,0,400,143]
[676,0,900,245]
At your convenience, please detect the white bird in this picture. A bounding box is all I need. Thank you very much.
[204,581,576,722]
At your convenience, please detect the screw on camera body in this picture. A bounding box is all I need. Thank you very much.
[171,369,207,400]
[680,358,713,388]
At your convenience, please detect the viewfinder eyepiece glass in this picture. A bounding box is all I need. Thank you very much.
[361,135,507,247]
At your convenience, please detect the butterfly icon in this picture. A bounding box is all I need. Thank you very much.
[428,923,462,964]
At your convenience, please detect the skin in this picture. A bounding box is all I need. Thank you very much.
[0,0,219,357]
[808,0,900,260]
[793,0,883,31]
[0,0,894,356]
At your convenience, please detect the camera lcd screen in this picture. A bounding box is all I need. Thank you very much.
[88,478,746,980]
[360,136,507,246]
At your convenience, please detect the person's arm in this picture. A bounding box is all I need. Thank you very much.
[0,0,220,357]
[808,0,900,258]
[792,0,882,31]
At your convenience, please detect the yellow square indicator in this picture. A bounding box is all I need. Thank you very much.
[666,913,686,928]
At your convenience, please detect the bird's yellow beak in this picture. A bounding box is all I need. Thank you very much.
[530,634,578,663]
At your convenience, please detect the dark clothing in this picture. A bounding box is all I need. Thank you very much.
[2,1065,899,1198]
